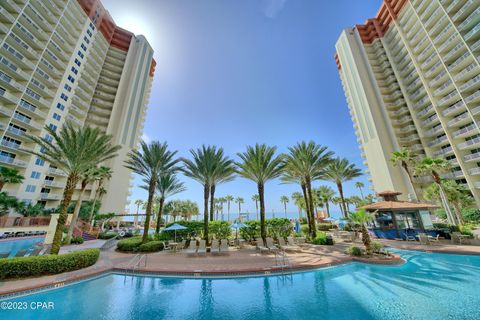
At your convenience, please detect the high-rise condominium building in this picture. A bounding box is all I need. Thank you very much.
[335,0,480,205]
[0,0,155,214]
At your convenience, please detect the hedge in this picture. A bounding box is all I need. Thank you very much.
[117,236,143,252]
[138,241,164,252]
[98,231,118,239]
[312,232,328,245]
[0,249,100,280]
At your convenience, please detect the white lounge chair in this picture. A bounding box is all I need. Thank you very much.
[418,233,430,245]
[177,240,186,251]
[451,232,470,245]
[220,239,230,255]
[184,240,197,255]
[197,239,207,255]
[256,238,269,253]
[278,237,297,251]
[287,237,302,250]
[265,237,279,253]
[210,239,220,255]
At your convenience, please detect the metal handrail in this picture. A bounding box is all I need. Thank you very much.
[100,234,119,251]
[124,254,147,276]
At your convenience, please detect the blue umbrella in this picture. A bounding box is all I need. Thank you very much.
[295,220,301,233]
[231,222,247,239]
[164,223,187,242]
[323,217,337,222]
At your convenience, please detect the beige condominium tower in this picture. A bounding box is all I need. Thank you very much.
[0,0,155,214]
[335,0,480,206]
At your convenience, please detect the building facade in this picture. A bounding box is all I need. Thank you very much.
[335,0,480,205]
[0,0,155,214]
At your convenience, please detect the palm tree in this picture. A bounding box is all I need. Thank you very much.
[134,199,144,226]
[291,192,305,218]
[323,157,362,218]
[415,157,455,225]
[225,195,234,221]
[235,196,244,219]
[236,144,284,241]
[87,166,113,224]
[280,195,289,218]
[0,166,24,191]
[315,186,336,217]
[208,148,235,222]
[125,141,179,243]
[348,208,375,255]
[65,167,100,244]
[283,141,334,238]
[391,148,418,199]
[154,173,185,235]
[355,181,365,199]
[27,122,120,254]
[251,194,259,220]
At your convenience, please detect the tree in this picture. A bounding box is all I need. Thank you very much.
[125,141,179,243]
[208,148,235,222]
[27,122,120,254]
[355,181,365,199]
[391,148,418,199]
[235,196,244,219]
[291,192,305,218]
[348,208,375,255]
[164,199,199,222]
[251,194,259,220]
[65,167,100,244]
[154,172,185,235]
[134,199,144,226]
[280,195,289,218]
[225,195,234,221]
[0,192,20,216]
[323,158,362,219]
[315,186,336,217]
[0,166,24,191]
[236,144,284,242]
[87,166,113,224]
[415,157,455,225]
[283,141,334,238]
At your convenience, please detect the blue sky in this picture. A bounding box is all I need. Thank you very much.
[103,0,383,218]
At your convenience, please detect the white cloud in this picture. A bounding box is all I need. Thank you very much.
[262,0,287,18]
[141,132,151,143]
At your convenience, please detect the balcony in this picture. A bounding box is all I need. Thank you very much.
[12,112,42,131]
[465,151,480,162]
[465,90,480,104]
[412,176,433,184]
[428,135,448,147]
[424,125,443,137]
[0,88,19,105]
[18,99,47,119]
[452,123,478,138]
[433,79,454,96]
[448,112,471,127]
[443,100,466,116]
[0,155,27,168]
[47,167,66,176]
[417,105,434,118]
[0,106,13,117]
[39,193,62,201]
[468,167,480,175]
[399,134,419,144]
[421,114,439,127]
[448,51,472,72]
[452,0,477,21]
[411,144,424,152]
[391,108,409,117]
[438,90,460,107]
[43,180,66,189]
[459,74,480,92]
[464,22,480,42]
[433,146,454,157]
[399,125,417,134]
[454,63,479,82]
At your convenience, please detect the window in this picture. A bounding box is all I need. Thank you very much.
[74,59,81,67]
[52,113,61,121]
[83,36,90,44]
[30,171,41,179]
[373,212,394,229]
[25,185,36,192]
[64,84,71,92]
[71,67,78,75]
[35,158,45,166]
[56,103,65,111]
[89,22,95,30]
[68,75,75,83]
[77,51,84,59]
[48,124,57,132]
[44,134,52,142]
[60,93,68,101]
[81,43,87,51]
[87,30,92,37]
[39,146,46,153]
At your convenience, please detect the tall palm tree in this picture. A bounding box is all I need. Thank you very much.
[315,185,336,217]
[65,167,100,244]
[323,157,362,218]
[87,166,113,224]
[251,194,259,220]
[280,195,289,218]
[291,192,305,218]
[235,196,244,219]
[236,144,284,241]
[415,157,455,224]
[154,173,185,235]
[134,199,144,226]
[0,166,24,191]
[391,148,418,199]
[225,195,234,221]
[208,148,235,222]
[348,208,375,255]
[182,145,218,241]
[125,141,179,243]
[354,181,365,199]
[283,141,334,238]
[27,122,120,254]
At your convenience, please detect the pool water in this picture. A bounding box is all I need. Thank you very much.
[1,249,479,319]
[0,237,44,258]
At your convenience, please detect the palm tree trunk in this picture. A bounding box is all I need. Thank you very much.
[284,203,287,218]
[0,181,4,191]
[432,170,456,225]
[337,183,348,218]
[155,197,165,235]
[258,183,266,242]
[142,180,156,243]
[306,177,317,238]
[66,181,87,244]
[359,187,364,199]
[203,184,209,241]
[88,181,103,225]
[300,182,311,234]
[453,203,464,225]
[361,224,372,255]
[255,201,259,220]
[238,203,241,220]
[135,204,140,227]
[326,202,330,217]
[227,201,230,221]
[209,184,215,221]
[51,174,78,255]
[402,162,418,200]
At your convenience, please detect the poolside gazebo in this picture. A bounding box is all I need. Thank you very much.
[361,190,438,240]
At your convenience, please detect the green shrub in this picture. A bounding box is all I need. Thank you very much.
[298,217,308,224]
[346,245,362,257]
[460,225,474,237]
[98,231,118,239]
[300,224,309,236]
[239,221,260,241]
[71,236,84,244]
[209,221,231,239]
[433,223,460,232]
[372,241,384,253]
[266,218,293,238]
[0,249,100,280]
[462,208,480,223]
[312,232,328,245]
[317,223,336,231]
[117,236,143,252]
[138,241,164,252]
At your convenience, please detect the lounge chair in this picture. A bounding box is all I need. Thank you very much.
[278,237,296,251]
[265,237,279,253]
[178,240,186,251]
[451,232,470,245]
[210,239,220,255]
[15,249,27,257]
[287,237,302,250]
[418,233,430,245]
[220,239,230,255]
[27,247,43,256]
[197,240,207,256]
[256,238,269,253]
[184,240,198,255]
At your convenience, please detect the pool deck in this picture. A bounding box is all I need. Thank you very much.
[1,239,478,297]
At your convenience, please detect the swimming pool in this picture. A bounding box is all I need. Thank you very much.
[1,249,479,319]
[0,237,44,258]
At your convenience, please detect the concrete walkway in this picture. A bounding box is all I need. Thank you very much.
[380,239,480,255]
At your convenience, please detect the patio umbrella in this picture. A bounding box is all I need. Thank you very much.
[295,220,301,233]
[323,217,337,222]
[231,222,247,239]
[164,223,187,242]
